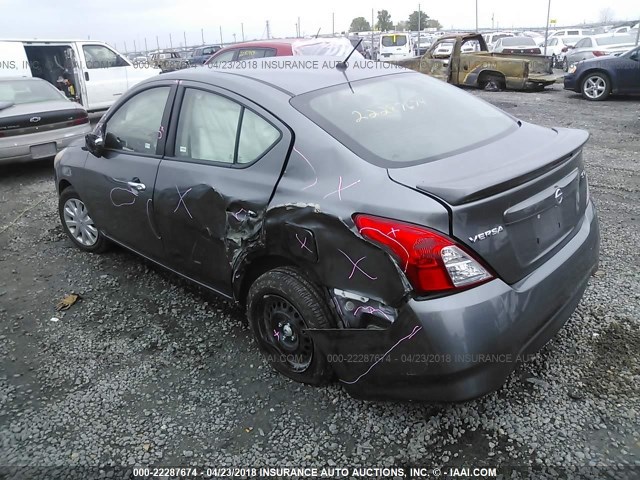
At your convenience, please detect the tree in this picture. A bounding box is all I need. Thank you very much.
[376,10,393,31]
[425,18,442,30]
[408,11,429,31]
[349,17,371,33]
[396,21,409,31]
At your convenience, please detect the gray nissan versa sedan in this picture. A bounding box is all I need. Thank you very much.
[54,58,600,402]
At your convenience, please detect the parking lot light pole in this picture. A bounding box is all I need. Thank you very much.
[476,0,478,32]
[543,0,551,56]
[241,23,245,42]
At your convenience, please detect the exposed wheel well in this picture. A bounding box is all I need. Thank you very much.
[477,70,506,88]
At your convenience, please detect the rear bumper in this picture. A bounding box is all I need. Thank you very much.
[310,201,599,402]
[0,125,90,164]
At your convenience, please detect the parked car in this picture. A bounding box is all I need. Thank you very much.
[482,32,514,50]
[543,37,577,68]
[348,37,371,59]
[0,77,90,163]
[564,45,640,100]
[563,34,637,71]
[492,36,542,54]
[149,50,188,73]
[378,32,414,60]
[551,29,592,38]
[54,59,599,402]
[205,38,363,65]
[0,40,160,111]
[189,45,221,65]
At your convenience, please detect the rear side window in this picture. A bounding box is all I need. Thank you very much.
[292,73,517,167]
[175,89,280,165]
[105,87,170,154]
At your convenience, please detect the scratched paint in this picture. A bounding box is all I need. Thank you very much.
[323,176,361,200]
[339,325,423,385]
[292,146,318,191]
[174,186,193,218]
[109,187,138,207]
[338,248,378,280]
[146,199,161,239]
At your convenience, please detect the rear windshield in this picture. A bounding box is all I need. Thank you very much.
[292,73,517,167]
[381,35,408,47]
[595,35,634,46]
[502,37,536,46]
[0,79,63,105]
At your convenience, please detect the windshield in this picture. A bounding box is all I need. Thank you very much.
[292,73,517,167]
[595,35,635,46]
[0,79,64,105]
[502,37,536,46]
[381,35,408,47]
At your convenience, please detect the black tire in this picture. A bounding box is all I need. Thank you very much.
[58,187,109,253]
[247,266,335,385]
[580,72,611,102]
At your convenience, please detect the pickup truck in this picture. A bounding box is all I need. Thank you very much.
[395,33,560,91]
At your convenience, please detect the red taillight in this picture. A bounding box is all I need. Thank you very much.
[592,51,607,57]
[353,214,493,294]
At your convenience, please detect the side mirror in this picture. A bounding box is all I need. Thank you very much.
[85,129,105,157]
[630,51,639,61]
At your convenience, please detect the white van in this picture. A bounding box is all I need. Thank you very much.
[378,32,414,60]
[0,40,161,112]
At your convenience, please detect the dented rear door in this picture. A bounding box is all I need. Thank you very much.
[153,80,291,296]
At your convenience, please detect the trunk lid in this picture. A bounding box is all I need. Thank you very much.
[0,100,88,138]
[388,124,590,284]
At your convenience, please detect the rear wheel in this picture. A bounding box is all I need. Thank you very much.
[247,266,335,385]
[59,187,109,253]
[480,74,505,92]
[581,73,611,101]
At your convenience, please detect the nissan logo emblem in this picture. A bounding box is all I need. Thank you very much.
[30,116,41,123]
[554,188,563,205]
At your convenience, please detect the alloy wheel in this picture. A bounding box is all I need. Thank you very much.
[583,76,607,100]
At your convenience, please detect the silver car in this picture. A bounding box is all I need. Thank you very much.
[564,34,637,71]
[0,77,91,164]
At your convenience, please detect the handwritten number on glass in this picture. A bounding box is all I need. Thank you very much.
[352,98,426,124]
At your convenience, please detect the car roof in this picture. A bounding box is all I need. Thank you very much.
[165,56,408,96]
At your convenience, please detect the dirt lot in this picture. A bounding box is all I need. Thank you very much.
[0,84,638,478]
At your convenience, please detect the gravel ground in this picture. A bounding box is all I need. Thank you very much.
[0,84,638,479]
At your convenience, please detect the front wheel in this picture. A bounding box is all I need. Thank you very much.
[247,266,335,385]
[581,73,611,101]
[59,187,109,253]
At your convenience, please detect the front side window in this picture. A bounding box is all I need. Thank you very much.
[83,45,126,69]
[175,88,280,165]
[105,87,170,154]
[292,73,517,167]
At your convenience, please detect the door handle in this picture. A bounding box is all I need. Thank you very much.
[127,181,146,191]
[84,71,89,81]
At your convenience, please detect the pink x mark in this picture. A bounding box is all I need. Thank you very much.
[338,249,378,280]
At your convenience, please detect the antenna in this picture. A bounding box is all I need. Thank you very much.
[336,38,362,70]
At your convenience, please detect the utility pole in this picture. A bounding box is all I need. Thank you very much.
[124,41,127,53]
[266,20,271,39]
[543,0,551,56]
[169,33,173,49]
[233,33,237,43]
[297,17,300,37]
[332,12,335,36]
[183,31,187,49]
[144,38,148,52]
[475,0,478,32]
[241,23,245,41]
[371,8,375,60]
[491,13,494,30]
[418,3,421,33]
[201,28,205,45]
[156,36,160,51]
[220,26,224,45]
[133,40,137,52]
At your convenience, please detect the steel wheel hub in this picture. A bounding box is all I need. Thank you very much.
[261,295,313,372]
[63,198,98,246]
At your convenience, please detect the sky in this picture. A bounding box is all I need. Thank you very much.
[0,0,638,51]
